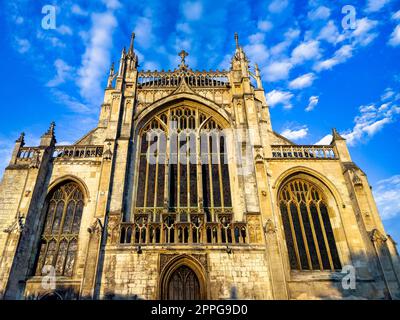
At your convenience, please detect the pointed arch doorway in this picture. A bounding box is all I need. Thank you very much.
[160,255,207,300]
[167,265,200,300]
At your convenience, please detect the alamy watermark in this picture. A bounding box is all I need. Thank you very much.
[41,5,56,30]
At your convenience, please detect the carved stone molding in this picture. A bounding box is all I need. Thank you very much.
[3,212,25,234]
[264,219,277,235]
[160,253,208,274]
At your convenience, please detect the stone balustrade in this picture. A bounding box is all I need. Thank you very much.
[138,70,230,88]
[113,211,248,246]
[271,145,337,159]
[53,145,103,159]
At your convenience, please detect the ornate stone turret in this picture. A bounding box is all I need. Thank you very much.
[9,132,25,165]
[126,32,138,71]
[40,121,56,147]
[118,46,126,77]
[331,128,351,162]
[106,62,115,88]
[231,33,249,78]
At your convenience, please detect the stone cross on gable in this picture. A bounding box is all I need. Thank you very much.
[178,50,189,70]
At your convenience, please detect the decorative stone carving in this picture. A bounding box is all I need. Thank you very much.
[103,142,113,161]
[107,214,121,245]
[351,170,363,186]
[264,219,277,235]
[29,150,41,169]
[160,254,207,273]
[254,146,264,163]
[370,229,387,243]
[3,212,25,234]
[87,218,104,237]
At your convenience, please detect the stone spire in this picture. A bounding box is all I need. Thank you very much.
[231,32,249,78]
[128,32,135,56]
[16,132,25,145]
[332,128,346,141]
[234,32,239,49]
[10,132,26,165]
[107,62,115,88]
[331,128,351,161]
[126,32,138,72]
[254,63,263,89]
[40,121,56,147]
[118,46,127,76]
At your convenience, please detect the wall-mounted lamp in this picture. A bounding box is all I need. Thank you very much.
[136,245,142,254]
[226,246,232,254]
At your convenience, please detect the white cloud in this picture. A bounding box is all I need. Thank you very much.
[270,28,300,56]
[315,87,400,146]
[182,1,203,21]
[352,18,378,46]
[71,4,88,16]
[134,17,154,49]
[343,101,400,145]
[291,40,321,65]
[373,175,400,220]
[315,134,332,145]
[313,44,353,72]
[268,0,288,13]
[266,90,293,109]
[50,89,93,114]
[318,20,344,44]
[77,8,118,105]
[393,10,400,20]
[46,59,73,87]
[257,20,273,32]
[281,126,308,141]
[388,25,400,47]
[0,137,14,178]
[264,60,293,82]
[365,0,391,13]
[381,88,395,101]
[245,43,269,64]
[15,38,30,54]
[57,25,73,36]
[142,61,159,71]
[176,22,192,34]
[306,95,319,111]
[104,0,121,10]
[308,6,331,20]
[289,73,316,89]
[244,32,269,64]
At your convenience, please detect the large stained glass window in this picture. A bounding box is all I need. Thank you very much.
[135,106,232,223]
[35,182,83,276]
[279,179,341,271]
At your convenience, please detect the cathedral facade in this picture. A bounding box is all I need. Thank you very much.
[0,33,399,300]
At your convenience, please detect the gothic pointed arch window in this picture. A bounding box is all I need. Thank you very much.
[278,179,341,271]
[35,181,84,276]
[134,105,232,223]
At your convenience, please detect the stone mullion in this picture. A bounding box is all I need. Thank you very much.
[186,135,190,211]
[143,139,150,208]
[177,132,181,215]
[316,202,335,270]
[295,202,313,270]
[52,194,70,269]
[306,201,324,270]
[153,136,160,221]
[163,112,171,212]
[217,135,224,210]
[207,135,214,222]
[286,202,302,270]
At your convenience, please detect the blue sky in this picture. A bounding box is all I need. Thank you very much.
[0,0,399,242]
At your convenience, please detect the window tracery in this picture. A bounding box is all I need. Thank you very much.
[279,179,341,271]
